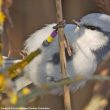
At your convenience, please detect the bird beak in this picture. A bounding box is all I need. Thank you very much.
[72,19,80,28]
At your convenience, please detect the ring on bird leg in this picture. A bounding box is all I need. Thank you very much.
[42,40,50,47]
[42,30,57,47]
[47,36,54,43]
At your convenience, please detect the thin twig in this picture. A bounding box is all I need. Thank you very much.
[55,0,72,110]
[12,75,110,106]
[0,48,42,106]
[84,95,108,110]
[7,48,42,79]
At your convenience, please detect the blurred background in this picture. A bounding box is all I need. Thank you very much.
[3,0,110,110]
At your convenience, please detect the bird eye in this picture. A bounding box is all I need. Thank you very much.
[83,25,101,31]
[87,26,97,30]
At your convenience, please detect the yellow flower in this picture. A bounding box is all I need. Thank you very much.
[10,93,18,105]
[0,54,3,66]
[0,12,6,25]
[22,87,31,96]
[0,74,5,90]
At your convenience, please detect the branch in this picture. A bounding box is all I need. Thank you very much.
[55,0,72,110]
[84,95,108,110]
[0,49,42,105]
[14,75,110,106]
[7,48,42,79]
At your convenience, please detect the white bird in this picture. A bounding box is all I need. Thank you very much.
[23,13,110,94]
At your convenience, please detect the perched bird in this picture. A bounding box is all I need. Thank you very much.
[23,13,110,94]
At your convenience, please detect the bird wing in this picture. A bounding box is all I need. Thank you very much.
[92,32,110,63]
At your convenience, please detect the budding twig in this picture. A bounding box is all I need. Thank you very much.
[13,74,110,106]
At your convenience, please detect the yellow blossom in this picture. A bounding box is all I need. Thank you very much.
[10,93,18,105]
[0,74,5,91]
[22,87,31,96]
[0,12,5,25]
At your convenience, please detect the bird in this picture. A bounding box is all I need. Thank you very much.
[21,13,110,94]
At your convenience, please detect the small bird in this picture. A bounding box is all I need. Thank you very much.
[23,13,110,94]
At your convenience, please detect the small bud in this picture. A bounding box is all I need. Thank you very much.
[22,87,31,96]
[0,74,5,90]
[10,93,18,105]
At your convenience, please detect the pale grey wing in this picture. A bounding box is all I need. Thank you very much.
[64,24,77,44]
[92,32,110,63]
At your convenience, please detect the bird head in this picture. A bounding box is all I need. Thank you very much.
[71,13,110,66]
[73,13,110,58]
[80,13,110,32]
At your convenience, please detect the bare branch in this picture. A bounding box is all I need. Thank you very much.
[14,75,110,106]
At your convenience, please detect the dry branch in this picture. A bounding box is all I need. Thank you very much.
[10,75,110,107]
[1,72,110,107]
[0,48,42,106]
[7,48,42,79]
[55,0,72,110]
[84,95,108,110]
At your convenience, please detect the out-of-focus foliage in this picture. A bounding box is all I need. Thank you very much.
[0,48,42,105]
[7,49,42,79]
